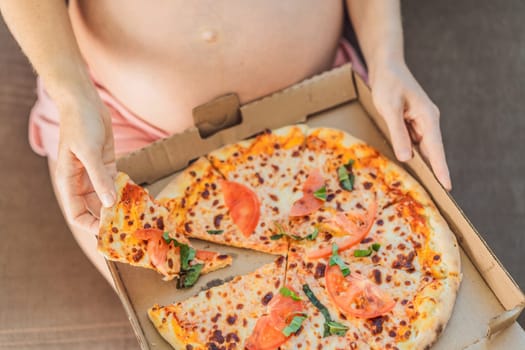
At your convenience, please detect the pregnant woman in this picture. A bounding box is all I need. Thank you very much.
[0,0,450,285]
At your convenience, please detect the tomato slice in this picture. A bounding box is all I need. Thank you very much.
[302,168,325,195]
[220,180,261,237]
[133,229,169,274]
[290,169,325,217]
[267,291,305,330]
[245,316,289,350]
[307,199,377,259]
[194,249,217,261]
[246,287,305,350]
[325,266,395,319]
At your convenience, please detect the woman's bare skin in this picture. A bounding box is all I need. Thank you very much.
[1,0,451,287]
[69,0,344,134]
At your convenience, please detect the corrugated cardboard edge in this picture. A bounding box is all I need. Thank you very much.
[353,74,525,337]
[107,261,150,350]
[116,64,357,185]
[112,64,524,348]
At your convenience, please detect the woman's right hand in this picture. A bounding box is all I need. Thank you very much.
[55,87,117,233]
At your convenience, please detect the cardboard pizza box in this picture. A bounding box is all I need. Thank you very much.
[109,64,525,349]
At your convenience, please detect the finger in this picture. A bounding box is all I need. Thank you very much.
[380,100,413,161]
[84,191,102,219]
[55,151,100,232]
[77,149,117,208]
[70,209,101,233]
[418,107,452,190]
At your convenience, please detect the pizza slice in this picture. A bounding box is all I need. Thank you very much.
[156,157,288,254]
[98,172,232,284]
[204,125,309,252]
[148,256,294,350]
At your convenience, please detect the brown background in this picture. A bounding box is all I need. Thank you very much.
[0,1,523,349]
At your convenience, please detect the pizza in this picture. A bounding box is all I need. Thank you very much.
[101,125,461,349]
[98,172,232,285]
[148,257,286,350]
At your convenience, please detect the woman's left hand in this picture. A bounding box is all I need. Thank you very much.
[369,61,452,190]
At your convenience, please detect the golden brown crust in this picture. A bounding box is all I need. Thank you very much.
[98,172,231,281]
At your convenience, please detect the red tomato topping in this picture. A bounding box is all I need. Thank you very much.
[245,316,289,350]
[220,180,261,237]
[302,168,325,195]
[194,249,217,261]
[246,287,305,350]
[307,199,377,259]
[289,169,325,217]
[133,228,169,274]
[325,266,395,319]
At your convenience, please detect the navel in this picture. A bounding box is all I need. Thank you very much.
[201,28,218,43]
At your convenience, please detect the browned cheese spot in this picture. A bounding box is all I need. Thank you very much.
[132,249,144,262]
[214,214,223,228]
[226,314,237,325]
[261,292,273,305]
[314,263,326,279]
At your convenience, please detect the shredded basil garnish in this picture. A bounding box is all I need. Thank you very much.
[313,186,327,201]
[305,227,319,241]
[302,284,348,337]
[206,230,224,235]
[282,315,307,337]
[354,243,381,257]
[337,159,355,191]
[329,244,350,277]
[270,222,306,241]
[178,263,204,288]
[162,232,203,288]
[353,248,373,257]
[179,244,196,270]
[325,320,349,336]
[162,231,177,244]
[279,287,303,301]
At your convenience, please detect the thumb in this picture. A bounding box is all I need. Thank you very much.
[79,149,117,208]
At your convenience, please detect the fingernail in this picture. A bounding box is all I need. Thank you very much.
[100,192,115,207]
[398,150,412,162]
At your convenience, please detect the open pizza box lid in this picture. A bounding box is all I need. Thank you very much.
[110,64,525,349]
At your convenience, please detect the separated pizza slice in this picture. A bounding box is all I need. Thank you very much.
[278,244,371,350]
[156,157,288,254]
[148,256,292,350]
[98,172,232,283]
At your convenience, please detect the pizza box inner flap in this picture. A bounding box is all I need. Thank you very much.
[112,64,524,349]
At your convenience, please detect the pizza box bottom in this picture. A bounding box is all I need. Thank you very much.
[110,65,525,349]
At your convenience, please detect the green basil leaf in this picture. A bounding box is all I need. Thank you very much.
[302,284,332,322]
[162,231,171,243]
[371,243,381,252]
[271,223,306,241]
[353,248,373,257]
[279,287,303,301]
[303,284,347,337]
[206,229,224,235]
[313,186,327,201]
[282,315,307,337]
[179,244,196,270]
[325,320,349,336]
[329,244,350,277]
[180,263,204,288]
[305,227,319,241]
[338,160,355,192]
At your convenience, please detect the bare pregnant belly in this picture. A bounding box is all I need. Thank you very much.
[69,0,344,134]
